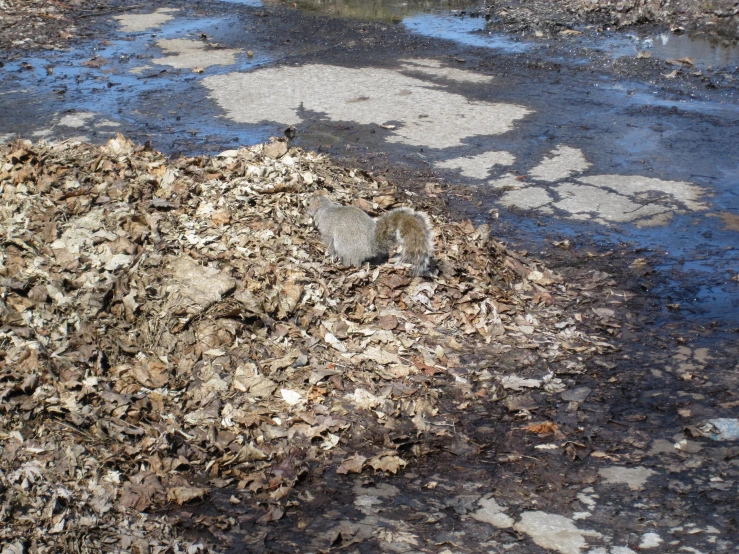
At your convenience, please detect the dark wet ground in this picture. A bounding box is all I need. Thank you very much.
[1,0,739,551]
[178,297,738,551]
[162,231,739,552]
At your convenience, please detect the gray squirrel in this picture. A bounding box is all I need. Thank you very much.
[308,193,433,276]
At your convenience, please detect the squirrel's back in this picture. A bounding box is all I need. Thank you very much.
[309,195,379,266]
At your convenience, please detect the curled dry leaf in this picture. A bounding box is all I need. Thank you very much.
[336,454,368,474]
[281,388,304,406]
[524,422,564,439]
[166,486,209,505]
[367,454,407,474]
[131,359,169,389]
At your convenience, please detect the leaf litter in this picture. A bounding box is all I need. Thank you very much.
[0,134,621,550]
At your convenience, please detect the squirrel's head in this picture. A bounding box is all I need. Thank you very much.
[307,191,331,216]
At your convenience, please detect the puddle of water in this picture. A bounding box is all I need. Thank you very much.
[404,14,533,53]
[219,0,263,5]
[400,14,736,77]
[588,79,739,117]
[0,10,277,154]
[587,31,739,69]
[266,0,480,21]
[621,212,739,323]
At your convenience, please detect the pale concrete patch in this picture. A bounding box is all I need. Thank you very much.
[693,347,710,363]
[203,63,531,149]
[631,211,675,227]
[576,488,598,510]
[114,8,178,33]
[647,439,676,456]
[498,147,708,227]
[31,127,90,143]
[499,186,554,212]
[53,135,91,144]
[577,174,707,211]
[153,39,241,69]
[400,58,494,83]
[471,497,515,528]
[489,173,525,189]
[529,145,591,182]
[514,511,602,554]
[32,128,53,138]
[352,482,399,498]
[128,66,153,75]
[599,466,656,490]
[52,113,120,133]
[553,182,670,224]
[59,112,95,128]
[639,532,663,549]
[97,120,121,128]
[436,150,515,178]
[354,494,383,513]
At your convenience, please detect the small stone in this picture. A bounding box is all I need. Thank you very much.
[562,387,592,402]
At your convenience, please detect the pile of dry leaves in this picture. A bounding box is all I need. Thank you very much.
[486,0,739,38]
[0,0,109,54]
[0,135,619,551]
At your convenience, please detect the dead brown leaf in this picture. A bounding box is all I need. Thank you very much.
[367,453,407,474]
[166,486,208,505]
[336,454,367,474]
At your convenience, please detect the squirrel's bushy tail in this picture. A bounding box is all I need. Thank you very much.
[375,208,433,276]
